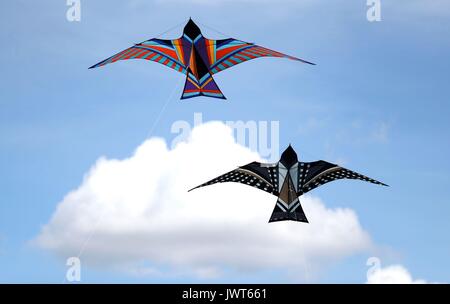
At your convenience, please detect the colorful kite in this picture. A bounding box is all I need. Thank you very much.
[89,18,314,99]
[189,145,387,223]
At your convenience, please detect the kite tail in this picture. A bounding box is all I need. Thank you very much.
[181,71,226,100]
[268,198,309,223]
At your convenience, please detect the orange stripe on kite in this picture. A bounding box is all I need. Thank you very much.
[111,49,135,63]
[123,49,141,60]
[201,77,213,88]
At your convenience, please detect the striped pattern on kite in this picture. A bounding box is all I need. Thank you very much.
[89,41,187,74]
[89,18,314,99]
[210,44,305,74]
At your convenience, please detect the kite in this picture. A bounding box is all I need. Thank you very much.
[189,145,388,223]
[89,18,315,99]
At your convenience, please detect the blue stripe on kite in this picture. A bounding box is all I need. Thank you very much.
[130,50,146,59]
[211,45,253,69]
[183,34,193,43]
[150,53,160,61]
[203,92,224,98]
[237,54,251,60]
[110,52,128,63]
[112,51,127,61]
[140,51,154,60]
[142,42,174,50]
[216,41,245,51]
[135,46,185,67]
[183,92,200,98]
[116,48,137,61]
[199,73,210,83]
[231,57,242,63]
[224,60,234,67]
[188,74,198,83]
[241,51,256,57]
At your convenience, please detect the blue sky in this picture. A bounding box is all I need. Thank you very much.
[1,0,450,283]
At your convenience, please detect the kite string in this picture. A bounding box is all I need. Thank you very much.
[63,77,183,283]
[61,208,106,283]
[156,18,230,39]
[146,76,184,139]
[155,18,190,38]
[136,18,189,44]
[195,20,233,38]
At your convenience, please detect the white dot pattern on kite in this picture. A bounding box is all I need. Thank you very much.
[190,160,386,198]
[300,167,386,194]
[190,167,275,194]
[268,167,278,187]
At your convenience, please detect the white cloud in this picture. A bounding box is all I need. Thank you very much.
[34,122,372,281]
[367,264,428,284]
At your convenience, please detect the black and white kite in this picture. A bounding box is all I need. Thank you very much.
[189,145,388,223]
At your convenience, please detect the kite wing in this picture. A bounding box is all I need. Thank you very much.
[89,38,188,74]
[189,161,277,195]
[200,38,315,74]
[298,160,388,195]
